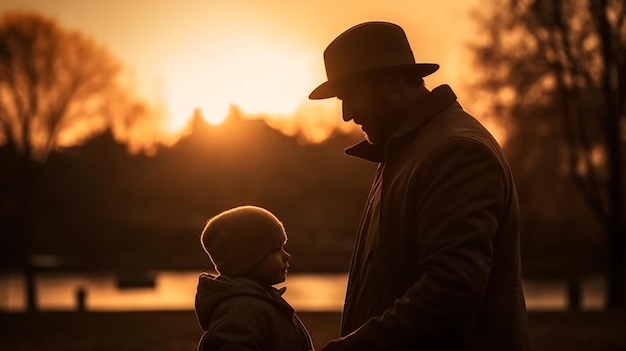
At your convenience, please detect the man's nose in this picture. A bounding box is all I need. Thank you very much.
[342,102,353,122]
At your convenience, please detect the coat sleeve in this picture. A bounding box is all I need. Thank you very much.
[324,138,505,350]
[200,300,269,351]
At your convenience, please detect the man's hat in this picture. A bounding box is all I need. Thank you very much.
[309,21,439,100]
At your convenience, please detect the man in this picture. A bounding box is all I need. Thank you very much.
[309,22,530,350]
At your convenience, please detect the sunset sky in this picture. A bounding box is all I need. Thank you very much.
[0,0,489,145]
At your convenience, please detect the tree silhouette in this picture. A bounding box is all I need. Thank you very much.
[471,0,625,308]
[0,12,128,312]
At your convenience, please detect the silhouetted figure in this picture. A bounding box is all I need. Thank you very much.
[75,287,87,312]
[309,22,529,351]
[194,206,314,351]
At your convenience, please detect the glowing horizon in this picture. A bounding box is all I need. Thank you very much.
[0,0,496,150]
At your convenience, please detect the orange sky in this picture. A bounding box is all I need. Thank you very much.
[1,0,494,146]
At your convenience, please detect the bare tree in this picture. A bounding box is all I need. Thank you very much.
[0,12,126,312]
[471,0,625,308]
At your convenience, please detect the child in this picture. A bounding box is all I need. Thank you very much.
[195,205,314,351]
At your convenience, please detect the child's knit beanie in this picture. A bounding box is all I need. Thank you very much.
[201,205,287,277]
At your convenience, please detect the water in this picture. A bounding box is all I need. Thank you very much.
[0,271,606,312]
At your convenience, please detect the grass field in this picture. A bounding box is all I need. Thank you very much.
[2,310,626,350]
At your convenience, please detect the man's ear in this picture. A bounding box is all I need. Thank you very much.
[382,70,405,93]
[378,71,405,100]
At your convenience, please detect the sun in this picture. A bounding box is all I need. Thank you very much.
[159,33,321,132]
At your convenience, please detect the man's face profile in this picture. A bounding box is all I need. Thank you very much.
[338,75,399,145]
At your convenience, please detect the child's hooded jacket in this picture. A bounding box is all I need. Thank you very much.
[195,273,314,351]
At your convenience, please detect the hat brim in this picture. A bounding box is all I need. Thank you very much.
[308,63,439,100]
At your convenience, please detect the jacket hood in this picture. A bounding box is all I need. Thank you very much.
[194,273,291,331]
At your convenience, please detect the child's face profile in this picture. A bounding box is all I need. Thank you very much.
[246,242,291,287]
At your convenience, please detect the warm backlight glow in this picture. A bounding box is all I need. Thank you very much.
[160,33,320,130]
[0,0,488,147]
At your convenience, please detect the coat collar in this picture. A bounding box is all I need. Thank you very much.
[234,277,294,313]
[345,84,458,163]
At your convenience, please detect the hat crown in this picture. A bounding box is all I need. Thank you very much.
[323,22,415,81]
[309,21,439,99]
[201,206,286,277]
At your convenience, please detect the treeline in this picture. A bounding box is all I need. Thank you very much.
[1,112,375,273]
[0,112,606,275]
